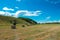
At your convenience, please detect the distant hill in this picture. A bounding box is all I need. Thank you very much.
[0,15,37,25]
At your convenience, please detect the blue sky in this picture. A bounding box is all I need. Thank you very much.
[0,0,60,23]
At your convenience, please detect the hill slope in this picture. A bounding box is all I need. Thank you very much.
[0,15,37,25]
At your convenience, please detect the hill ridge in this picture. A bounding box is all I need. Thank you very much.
[0,15,37,25]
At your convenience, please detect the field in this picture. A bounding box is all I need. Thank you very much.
[0,24,60,40]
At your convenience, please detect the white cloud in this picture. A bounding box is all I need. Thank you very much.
[14,10,42,17]
[47,21,57,23]
[3,7,14,11]
[0,11,5,15]
[24,11,41,16]
[0,10,42,17]
[24,12,38,16]
[0,11,11,16]
[46,20,60,23]
[14,10,28,17]
[4,12,11,16]
[38,20,60,23]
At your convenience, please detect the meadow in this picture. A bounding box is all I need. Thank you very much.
[0,24,60,40]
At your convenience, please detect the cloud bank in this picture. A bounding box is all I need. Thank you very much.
[0,7,42,17]
[14,10,42,17]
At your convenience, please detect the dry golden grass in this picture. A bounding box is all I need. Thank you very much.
[0,24,60,40]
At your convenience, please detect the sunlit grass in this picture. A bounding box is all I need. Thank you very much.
[0,24,60,40]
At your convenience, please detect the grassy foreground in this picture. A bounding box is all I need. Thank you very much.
[0,24,60,40]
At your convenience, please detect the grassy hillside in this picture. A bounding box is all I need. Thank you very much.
[18,17,37,24]
[0,15,37,25]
